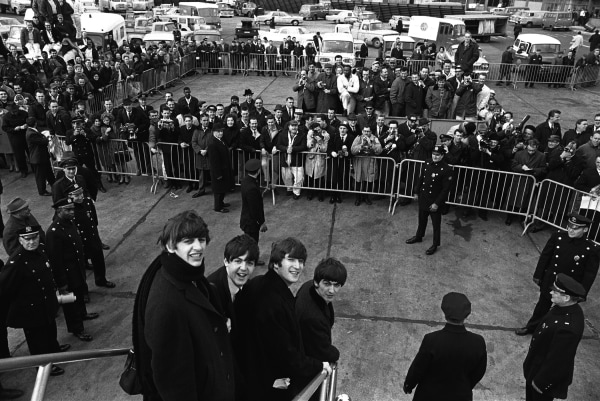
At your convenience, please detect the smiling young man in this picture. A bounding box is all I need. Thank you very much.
[234,237,330,401]
[295,257,347,368]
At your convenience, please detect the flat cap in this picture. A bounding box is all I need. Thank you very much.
[441,292,471,321]
[245,158,261,172]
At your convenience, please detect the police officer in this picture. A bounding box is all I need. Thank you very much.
[516,213,599,335]
[523,274,586,401]
[405,145,453,255]
[66,183,115,289]
[240,159,267,253]
[52,156,88,203]
[3,197,45,257]
[46,198,98,342]
[0,225,69,376]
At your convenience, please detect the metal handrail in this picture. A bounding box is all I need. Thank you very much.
[0,347,130,373]
[292,363,338,401]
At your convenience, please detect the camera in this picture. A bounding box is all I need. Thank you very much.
[57,292,77,304]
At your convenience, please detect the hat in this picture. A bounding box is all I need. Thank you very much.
[490,89,496,95]
[212,123,224,131]
[548,134,561,142]
[52,198,75,209]
[231,95,239,100]
[17,225,41,238]
[488,132,500,141]
[66,183,84,195]
[198,100,206,107]
[61,151,76,161]
[418,117,430,126]
[6,197,29,214]
[122,99,132,106]
[25,117,36,126]
[323,63,333,69]
[139,94,148,99]
[49,83,60,90]
[207,105,216,111]
[245,158,261,173]
[72,118,84,125]
[243,89,253,96]
[274,104,285,112]
[441,292,471,321]
[432,145,446,155]
[347,113,357,121]
[553,273,586,298]
[59,158,78,168]
[439,133,452,141]
[567,212,592,227]
[364,101,374,109]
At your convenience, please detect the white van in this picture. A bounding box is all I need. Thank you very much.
[81,13,127,50]
[513,33,561,64]
[316,32,355,67]
[98,0,127,12]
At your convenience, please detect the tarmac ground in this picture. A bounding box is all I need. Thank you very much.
[1,71,600,401]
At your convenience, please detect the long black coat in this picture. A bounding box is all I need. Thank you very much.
[144,253,235,401]
[295,280,339,363]
[45,217,87,291]
[523,304,584,399]
[207,136,232,194]
[415,159,453,211]
[0,245,58,329]
[234,269,322,400]
[404,324,487,401]
[240,175,264,232]
[26,127,51,165]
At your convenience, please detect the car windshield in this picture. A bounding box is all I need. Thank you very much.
[0,18,19,26]
[193,34,221,42]
[8,26,22,40]
[534,43,560,53]
[322,40,353,53]
[370,22,383,30]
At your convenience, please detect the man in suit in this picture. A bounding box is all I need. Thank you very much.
[535,109,562,151]
[177,86,200,116]
[356,101,376,134]
[241,88,256,112]
[523,274,586,401]
[515,213,599,336]
[404,292,487,400]
[328,122,355,203]
[136,94,154,116]
[117,99,151,175]
[207,234,260,335]
[265,40,278,77]
[25,117,54,196]
[277,120,307,199]
[282,97,295,123]
[240,159,267,244]
[405,145,453,255]
[207,123,233,213]
[41,21,62,54]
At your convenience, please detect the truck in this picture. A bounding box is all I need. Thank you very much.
[444,14,508,43]
[315,32,356,67]
[81,12,128,50]
[336,19,398,48]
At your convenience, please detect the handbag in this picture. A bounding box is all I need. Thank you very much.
[119,349,142,395]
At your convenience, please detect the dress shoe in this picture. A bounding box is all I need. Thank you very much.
[515,327,533,336]
[98,185,107,193]
[83,312,100,320]
[59,344,71,352]
[101,243,110,250]
[73,331,93,341]
[354,199,361,206]
[364,196,372,205]
[306,193,313,200]
[40,191,52,196]
[292,194,301,200]
[330,197,336,204]
[192,191,206,198]
[405,236,422,244]
[214,208,229,213]
[425,245,438,255]
[222,202,231,208]
[0,387,24,399]
[286,191,293,196]
[50,366,65,376]
[96,280,116,288]
[20,172,27,178]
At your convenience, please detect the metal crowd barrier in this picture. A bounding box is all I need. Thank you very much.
[232,148,273,193]
[512,63,576,89]
[292,363,338,401]
[197,52,298,76]
[524,179,600,244]
[392,159,538,219]
[571,64,600,89]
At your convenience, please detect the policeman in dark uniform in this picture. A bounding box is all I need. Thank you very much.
[240,159,267,255]
[46,198,98,342]
[65,117,102,189]
[516,213,599,335]
[523,274,586,401]
[67,183,115,289]
[405,145,453,255]
[0,225,69,376]
[3,197,45,257]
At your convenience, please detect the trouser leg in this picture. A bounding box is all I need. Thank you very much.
[291,166,304,195]
[62,288,86,334]
[0,304,10,358]
[416,209,428,239]
[243,224,260,244]
[431,210,442,246]
[23,321,60,355]
[31,164,46,194]
[8,133,28,173]
[87,238,106,284]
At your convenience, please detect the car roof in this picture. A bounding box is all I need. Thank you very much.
[179,2,218,9]
[80,13,125,32]
[515,33,561,45]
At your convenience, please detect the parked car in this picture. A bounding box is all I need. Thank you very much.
[513,33,561,64]
[388,15,410,32]
[326,10,355,23]
[255,11,301,26]
[258,26,313,46]
[79,0,100,13]
[217,2,235,18]
[235,19,258,40]
[192,25,222,44]
[509,11,545,28]
[299,4,328,20]
[0,17,20,38]
[10,0,30,15]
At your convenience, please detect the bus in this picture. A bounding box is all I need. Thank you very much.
[178,2,221,30]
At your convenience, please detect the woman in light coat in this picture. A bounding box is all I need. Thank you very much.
[304,124,329,201]
[351,128,382,205]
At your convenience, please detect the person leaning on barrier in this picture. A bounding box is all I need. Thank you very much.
[406,145,453,256]
[234,237,330,401]
[277,120,307,200]
[571,131,600,176]
[522,273,587,401]
[304,122,330,202]
[328,122,355,204]
[0,225,70,377]
[404,292,486,400]
[134,211,236,401]
[337,64,359,116]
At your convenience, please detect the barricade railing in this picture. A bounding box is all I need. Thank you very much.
[180,53,197,76]
[292,363,338,401]
[198,52,297,76]
[513,63,576,89]
[571,64,600,89]
[270,149,398,208]
[153,141,199,186]
[524,179,600,244]
[232,148,274,193]
[392,159,539,220]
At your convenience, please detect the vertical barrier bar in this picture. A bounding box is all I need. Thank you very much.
[31,364,53,401]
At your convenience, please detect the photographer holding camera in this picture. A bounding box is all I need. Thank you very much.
[0,225,71,376]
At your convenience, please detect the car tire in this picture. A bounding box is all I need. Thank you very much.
[372,38,381,48]
[292,20,299,26]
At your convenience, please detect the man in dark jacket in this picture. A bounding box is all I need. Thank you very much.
[404,292,487,400]
[535,109,562,152]
[498,46,514,86]
[25,117,54,196]
[207,123,233,213]
[404,72,426,118]
[234,238,330,401]
[523,274,586,401]
[454,32,480,75]
[406,145,453,255]
[2,102,29,177]
[240,159,267,244]
[296,257,347,366]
